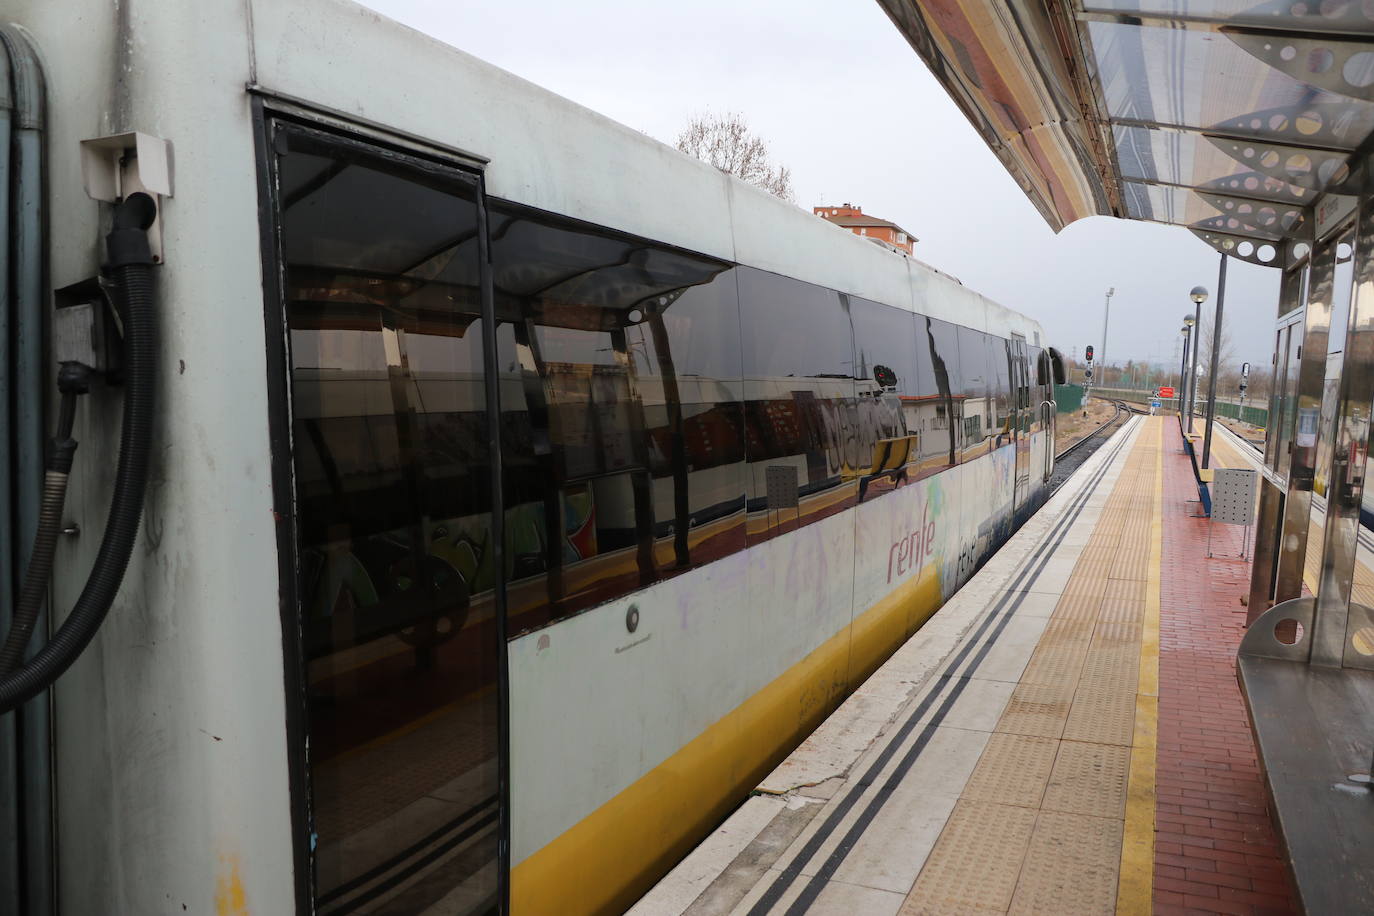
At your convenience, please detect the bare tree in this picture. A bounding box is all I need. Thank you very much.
[676,111,795,202]
[1197,316,1237,395]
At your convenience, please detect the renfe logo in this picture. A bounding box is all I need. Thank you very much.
[887,501,936,584]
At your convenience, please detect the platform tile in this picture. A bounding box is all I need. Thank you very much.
[1040,740,1130,819]
[995,683,1074,739]
[1007,810,1122,916]
[958,732,1058,809]
[901,800,1037,915]
[1060,684,1136,747]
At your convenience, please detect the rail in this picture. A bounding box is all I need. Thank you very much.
[1054,399,1139,463]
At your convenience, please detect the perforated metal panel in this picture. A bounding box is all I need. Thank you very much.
[765,464,799,510]
[1212,467,1258,526]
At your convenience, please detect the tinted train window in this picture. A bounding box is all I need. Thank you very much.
[488,203,745,634]
[1028,345,1046,431]
[915,316,961,475]
[986,334,1012,446]
[850,298,920,501]
[958,327,992,459]
[737,267,856,541]
[275,129,500,913]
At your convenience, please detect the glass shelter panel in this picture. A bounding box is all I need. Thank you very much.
[275,127,501,913]
[1089,21,1374,141]
[1083,0,1374,31]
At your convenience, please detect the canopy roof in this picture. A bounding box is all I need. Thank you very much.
[879,0,1374,266]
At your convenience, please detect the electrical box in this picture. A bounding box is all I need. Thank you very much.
[80,132,173,263]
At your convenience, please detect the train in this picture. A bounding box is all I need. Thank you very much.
[0,1,1065,913]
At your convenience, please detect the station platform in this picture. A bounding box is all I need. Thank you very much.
[631,417,1297,916]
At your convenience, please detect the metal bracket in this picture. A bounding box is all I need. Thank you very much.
[1205,133,1354,193]
[1199,170,1315,206]
[1195,190,1309,237]
[1224,27,1374,105]
[80,132,173,263]
[1209,100,1368,153]
[1239,596,1314,660]
[1189,224,1285,266]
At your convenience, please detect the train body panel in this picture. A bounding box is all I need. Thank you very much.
[0,0,1058,912]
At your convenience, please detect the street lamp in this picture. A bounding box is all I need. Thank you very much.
[1101,287,1115,388]
[1180,314,1195,422]
[1187,290,1207,432]
[1197,256,1228,469]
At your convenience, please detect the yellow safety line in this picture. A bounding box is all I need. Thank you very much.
[1116,418,1162,915]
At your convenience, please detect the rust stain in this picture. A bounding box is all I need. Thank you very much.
[215,854,249,915]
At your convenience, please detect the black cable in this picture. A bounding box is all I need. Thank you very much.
[0,386,82,674]
[0,193,157,713]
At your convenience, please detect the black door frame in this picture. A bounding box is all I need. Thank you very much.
[251,97,511,914]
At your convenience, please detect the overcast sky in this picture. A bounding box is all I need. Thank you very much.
[358,0,1279,378]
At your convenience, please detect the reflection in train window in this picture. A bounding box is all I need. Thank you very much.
[987,334,1012,445]
[916,317,961,474]
[488,202,746,635]
[958,327,993,460]
[850,298,920,500]
[277,128,500,914]
[736,268,857,542]
[1028,345,1046,431]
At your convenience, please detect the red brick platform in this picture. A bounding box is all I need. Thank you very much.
[1154,424,1296,916]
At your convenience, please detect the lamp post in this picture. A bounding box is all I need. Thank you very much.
[1100,287,1115,388]
[1187,290,1205,433]
[1200,258,1227,468]
[1181,314,1196,422]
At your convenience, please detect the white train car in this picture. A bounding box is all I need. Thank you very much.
[0,1,1063,913]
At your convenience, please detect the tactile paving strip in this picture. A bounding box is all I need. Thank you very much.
[1007,811,1124,916]
[1096,597,1144,625]
[1040,741,1130,818]
[901,801,1037,915]
[1060,683,1136,746]
[1108,549,1148,581]
[996,683,1074,738]
[1049,592,1102,623]
[960,733,1058,808]
[903,420,1162,914]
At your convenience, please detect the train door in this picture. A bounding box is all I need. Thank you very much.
[262,117,507,914]
[1010,336,1032,518]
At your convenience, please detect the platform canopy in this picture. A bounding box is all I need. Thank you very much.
[878,0,1374,266]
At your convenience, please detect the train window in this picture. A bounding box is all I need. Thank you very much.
[850,298,920,501]
[986,334,1012,447]
[736,267,856,542]
[488,203,746,634]
[957,327,992,460]
[275,128,500,913]
[914,316,961,475]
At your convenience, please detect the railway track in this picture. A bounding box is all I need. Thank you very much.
[1047,399,1141,494]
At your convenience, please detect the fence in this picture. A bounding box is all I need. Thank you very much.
[1092,386,1268,429]
[1053,384,1084,413]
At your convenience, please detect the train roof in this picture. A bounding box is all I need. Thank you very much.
[243,0,1046,344]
